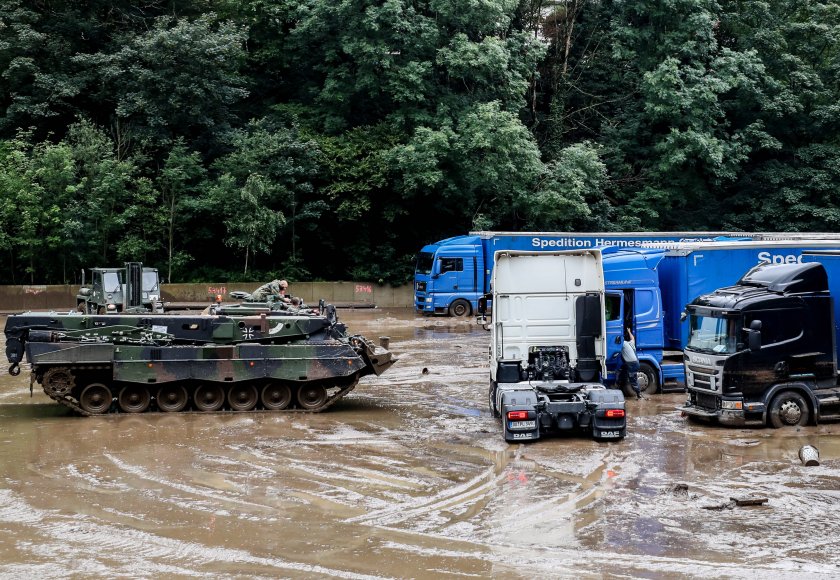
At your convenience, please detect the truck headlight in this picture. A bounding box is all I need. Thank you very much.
[426,297,432,303]
[721,400,743,410]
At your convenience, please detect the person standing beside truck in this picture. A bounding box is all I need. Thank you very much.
[621,328,643,400]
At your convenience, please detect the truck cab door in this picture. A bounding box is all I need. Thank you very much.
[436,256,465,293]
[605,291,625,370]
[634,288,665,353]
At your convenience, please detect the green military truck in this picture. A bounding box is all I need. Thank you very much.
[76,262,162,314]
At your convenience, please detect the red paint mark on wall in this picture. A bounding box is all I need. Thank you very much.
[355,284,373,294]
[24,286,46,295]
[208,286,226,296]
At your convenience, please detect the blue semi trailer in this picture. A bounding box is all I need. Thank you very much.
[414,231,745,317]
[414,231,837,318]
[680,250,840,428]
[602,240,840,395]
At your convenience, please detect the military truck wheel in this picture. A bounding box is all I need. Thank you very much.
[298,385,328,410]
[157,385,188,413]
[228,385,258,412]
[261,383,292,410]
[194,384,225,412]
[768,391,810,428]
[118,385,151,413]
[489,381,500,418]
[79,383,112,414]
[448,299,471,318]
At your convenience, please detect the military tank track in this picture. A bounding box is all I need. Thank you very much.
[37,363,362,416]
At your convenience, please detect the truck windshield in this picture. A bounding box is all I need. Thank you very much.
[687,315,738,354]
[142,272,159,292]
[416,252,434,275]
[103,272,121,292]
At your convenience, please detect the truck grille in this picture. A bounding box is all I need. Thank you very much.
[695,392,718,411]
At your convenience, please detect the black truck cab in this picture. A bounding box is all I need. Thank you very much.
[682,261,840,427]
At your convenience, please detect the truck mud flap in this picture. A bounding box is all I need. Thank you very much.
[500,389,540,442]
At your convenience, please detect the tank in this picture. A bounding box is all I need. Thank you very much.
[4,306,394,415]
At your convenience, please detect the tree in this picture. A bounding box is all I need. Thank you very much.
[157,139,206,282]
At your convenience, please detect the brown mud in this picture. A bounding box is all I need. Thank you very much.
[0,308,839,578]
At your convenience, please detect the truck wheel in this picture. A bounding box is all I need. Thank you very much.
[622,362,659,396]
[489,381,499,418]
[448,299,471,318]
[768,391,810,428]
[638,362,659,395]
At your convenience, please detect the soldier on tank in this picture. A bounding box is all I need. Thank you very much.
[250,279,283,301]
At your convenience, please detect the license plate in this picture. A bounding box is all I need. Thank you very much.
[509,420,536,429]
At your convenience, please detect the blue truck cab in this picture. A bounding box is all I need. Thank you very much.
[415,235,484,317]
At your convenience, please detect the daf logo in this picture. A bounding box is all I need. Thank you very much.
[692,355,713,365]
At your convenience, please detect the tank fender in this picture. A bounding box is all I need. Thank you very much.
[761,381,819,424]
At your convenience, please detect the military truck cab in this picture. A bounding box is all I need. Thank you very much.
[480,250,626,442]
[682,255,840,427]
[77,262,162,314]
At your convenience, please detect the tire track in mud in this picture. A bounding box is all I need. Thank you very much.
[0,488,391,579]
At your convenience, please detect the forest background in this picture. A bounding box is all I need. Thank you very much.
[1,0,838,285]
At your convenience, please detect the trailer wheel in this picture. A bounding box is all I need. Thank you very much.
[448,299,471,318]
[768,391,810,428]
[488,381,499,418]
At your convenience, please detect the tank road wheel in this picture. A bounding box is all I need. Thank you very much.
[261,383,292,411]
[194,384,225,412]
[448,299,471,318]
[768,391,810,428]
[297,385,328,410]
[42,367,75,397]
[79,383,112,414]
[118,385,151,413]
[637,362,660,395]
[157,385,189,413]
[228,385,258,412]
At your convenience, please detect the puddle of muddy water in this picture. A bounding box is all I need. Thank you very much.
[0,310,838,578]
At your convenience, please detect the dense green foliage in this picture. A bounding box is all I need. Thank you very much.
[1,0,838,284]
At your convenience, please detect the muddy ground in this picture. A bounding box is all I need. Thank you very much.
[0,308,839,578]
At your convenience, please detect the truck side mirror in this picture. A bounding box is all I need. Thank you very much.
[477,295,488,315]
[746,320,762,352]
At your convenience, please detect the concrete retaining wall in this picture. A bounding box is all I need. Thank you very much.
[0,282,415,312]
